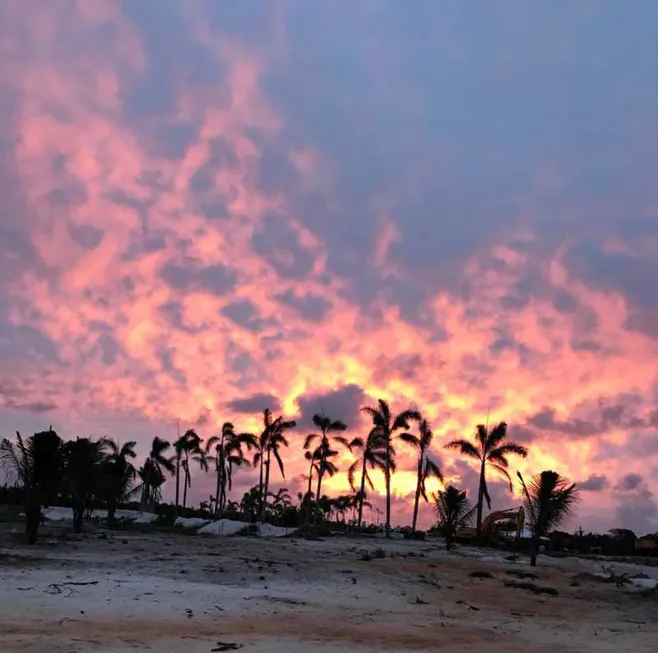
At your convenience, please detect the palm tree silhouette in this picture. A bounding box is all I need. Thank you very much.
[240,485,260,522]
[347,427,387,528]
[434,485,475,550]
[63,436,110,533]
[267,487,293,524]
[445,421,527,537]
[362,399,420,537]
[174,429,205,510]
[518,470,579,566]
[254,409,296,522]
[139,436,175,510]
[205,423,256,516]
[304,413,351,500]
[400,419,444,534]
[100,439,137,525]
[0,428,64,543]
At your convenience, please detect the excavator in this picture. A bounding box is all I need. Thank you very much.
[456,507,525,545]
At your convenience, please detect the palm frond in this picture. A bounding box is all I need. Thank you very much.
[491,463,513,490]
[486,421,508,449]
[347,460,359,490]
[444,439,480,459]
[490,442,528,460]
[392,409,421,431]
[398,432,419,447]
[303,433,319,450]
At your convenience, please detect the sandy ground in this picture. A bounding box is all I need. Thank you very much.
[1,524,657,652]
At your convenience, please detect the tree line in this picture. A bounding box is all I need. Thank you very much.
[0,398,579,564]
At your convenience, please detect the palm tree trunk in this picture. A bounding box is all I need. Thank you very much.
[73,504,84,533]
[385,432,391,537]
[530,535,539,567]
[183,469,189,509]
[306,462,313,498]
[140,463,151,512]
[258,451,265,521]
[305,462,314,524]
[357,455,368,528]
[411,454,423,534]
[25,496,40,544]
[175,454,181,511]
[261,450,271,522]
[107,500,117,527]
[476,459,486,538]
[214,463,221,518]
[316,469,324,503]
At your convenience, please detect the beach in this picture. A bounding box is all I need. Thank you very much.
[1,523,657,652]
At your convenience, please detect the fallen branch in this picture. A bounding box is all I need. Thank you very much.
[504,580,558,596]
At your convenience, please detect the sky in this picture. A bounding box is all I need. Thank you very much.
[1,1,658,534]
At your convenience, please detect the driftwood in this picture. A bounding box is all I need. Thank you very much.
[504,580,559,596]
[46,580,99,597]
[211,643,243,652]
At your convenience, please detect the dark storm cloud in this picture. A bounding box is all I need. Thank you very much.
[274,290,332,323]
[67,224,105,250]
[615,473,643,492]
[579,474,609,492]
[221,299,273,333]
[227,393,281,414]
[254,1,658,311]
[295,384,367,432]
[563,243,658,338]
[526,398,647,439]
[251,215,315,279]
[613,473,658,534]
[160,262,236,296]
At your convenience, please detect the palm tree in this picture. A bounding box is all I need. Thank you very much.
[0,428,65,543]
[347,427,387,528]
[100,440,137,525]
[518,470,579,566]
[361,399,421,536]
[268,487,293,524]
[240,485,260,522]
[174,429,205,510]
[400,419,444,534]
[254,409,296,522]
[303,414,350,500]
[434,486,476,551]
[173,425,187,510]
[63,436,110,533]
[205,423,256,516]
[445,421,527,537]
[139,436,175,510]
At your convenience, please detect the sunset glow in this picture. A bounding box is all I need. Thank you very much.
[1,1,658,533]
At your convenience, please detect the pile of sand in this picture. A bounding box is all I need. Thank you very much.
[197,519,247,536]
[197,520,294,537]
[174,516,211,529]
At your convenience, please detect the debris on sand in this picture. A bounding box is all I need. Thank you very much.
[469,570,494,579]
[504,580,559,596]
[358,548,386,561]
[505,570,538,580]
[211,642,243,651]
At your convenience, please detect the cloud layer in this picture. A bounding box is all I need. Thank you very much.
[1,1,658,533]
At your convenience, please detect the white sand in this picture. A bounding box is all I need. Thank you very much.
[1,530,657,652]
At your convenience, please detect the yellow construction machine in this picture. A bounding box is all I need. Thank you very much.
[456,507,525,544]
